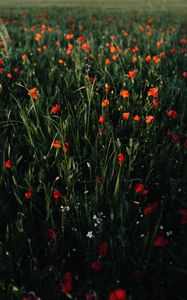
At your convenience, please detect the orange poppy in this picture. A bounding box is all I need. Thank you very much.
[133,115,140,121]
[147,87,158,97]
[122,112,130,120]
[120,89,129,99]
[145,115,155,123]
[50,104,61,114]
[145,55,151,63]
[53,140,61,148]
[65,33,74,40]
[28,88,39,101]
[81,42,90,51]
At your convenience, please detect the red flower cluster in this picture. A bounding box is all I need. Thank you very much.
[109,289,127,300]
[60,272,72,294]
[144,201,158,216]
[135,183,148,196]
[153,234,168,247]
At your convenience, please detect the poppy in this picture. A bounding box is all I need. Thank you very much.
[50,104,61,114]
[122,112,130,120]
[48,228,57,241]
[81,42,90,51]
[153,99,159,107]
[177,209,187,217]
[105,58,111,65]
[172,135,180,143]
[5,160,13,168]
[145,115,155,124]
[145,55,151,62]
[53,189,61,199]
[98,115,106,123]
[144,201,158,216]
[109,289,127,300]
[102,99,110,107]
[105,84,111,92]
[147,87,158,98]
[91,261,102,271]
[167,110,177,119]
[65,33,74,40]
[53,140,61,148]
[152,56,160,64]
[133,115,140,121]
[60,272,72,294]
[120,90,129,99]
[153,235,168,247]
[63,142,70,153]
[99,242,109,257]
[28,88,39,101]
[7,73,12,78]
[135,183,148,195]
[117,154,125,164]
[128,70,137,78]
[25,187,33,199]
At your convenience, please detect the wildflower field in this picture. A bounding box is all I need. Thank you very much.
[0,2,187,300]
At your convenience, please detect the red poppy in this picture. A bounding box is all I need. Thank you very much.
[177,209,187,217]
[117,154,125,164]
[109,289,127,300]
[167,110,177,119]
[153,235,168,247]
[25,187,33,199]
[153,99,159,107]
[102,99,110,107]
[60,272,72,294]
[183,72,187,78]
[99,242,109,257]
[48,228,57,241]
[105,84,111,92]
[172,135,180,143]
[50,104,61,114]
[144,201,158,216]
[53,189,61,199]
[63,142,70,153]
[99,115,106,123]
[5,160,13,168]
[135,183,148,195]
[91,261,102,271]
[128,70,137,78]
[184,139,187,147]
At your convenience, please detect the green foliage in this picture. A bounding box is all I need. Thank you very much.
[0,7,187,300]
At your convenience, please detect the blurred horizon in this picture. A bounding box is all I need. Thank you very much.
[0,0,187,9]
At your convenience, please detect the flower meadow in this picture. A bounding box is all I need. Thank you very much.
[0,7,187,300]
